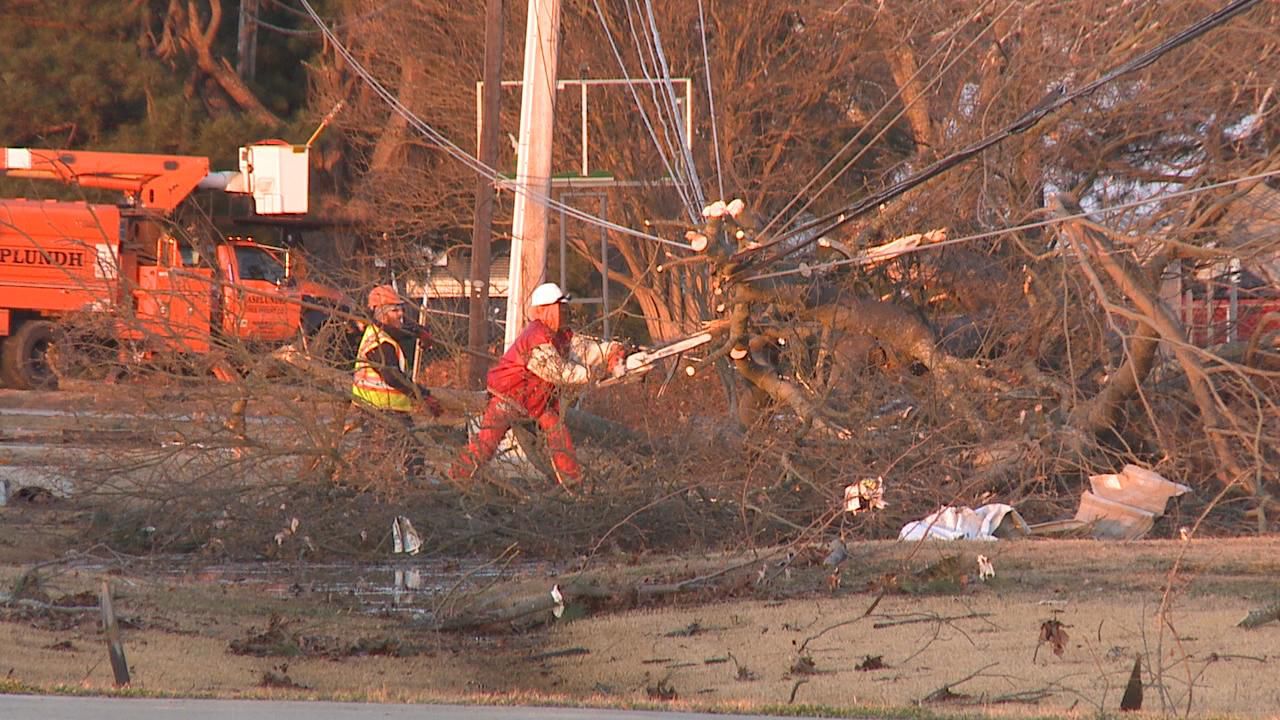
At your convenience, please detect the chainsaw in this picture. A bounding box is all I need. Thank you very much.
[599,331,714,387]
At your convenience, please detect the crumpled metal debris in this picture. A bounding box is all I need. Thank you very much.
[977,555,995,581]
[1075,465,1191,540]
[550,584,565,619]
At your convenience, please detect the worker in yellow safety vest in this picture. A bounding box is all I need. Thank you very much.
[352,284,443,480]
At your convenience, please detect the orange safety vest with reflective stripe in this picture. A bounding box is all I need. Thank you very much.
[352,324,413,412]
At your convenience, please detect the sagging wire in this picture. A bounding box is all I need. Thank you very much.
[738,167,1280,283]
[262,0,408,36]
[625,0,712,331]
[589,0,701,223]
[625,0,703,213]
[740,0,1267,272]
[607,0,714,329]
[756,0,1015,242]
[643,0,705,212]
[618,0,703,220]
[297,0,693,250]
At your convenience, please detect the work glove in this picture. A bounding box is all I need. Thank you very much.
[404,320,434,349]
[413,383,444,417]
[420,395,444,418]
[415,326,433,347]
[605,343,629,377]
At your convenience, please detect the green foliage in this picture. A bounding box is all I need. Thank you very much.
[0,0,327,156]
[0,2,167,147]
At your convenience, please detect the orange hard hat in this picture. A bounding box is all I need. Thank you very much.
[368,284,400,310]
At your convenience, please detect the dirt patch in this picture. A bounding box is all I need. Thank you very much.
[1,537,1279,717]
[3,383,1279,716]
[230,614,418,658]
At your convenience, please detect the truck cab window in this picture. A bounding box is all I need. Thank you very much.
[177,239,205,267]
[234,245,287,283]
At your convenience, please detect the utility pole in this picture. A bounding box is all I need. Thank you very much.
[504,0,562,348]
[468,0,505,386]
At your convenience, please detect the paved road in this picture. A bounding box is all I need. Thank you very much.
[0,696,827,720]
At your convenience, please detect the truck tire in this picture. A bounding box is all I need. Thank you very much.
[1,320,60,390]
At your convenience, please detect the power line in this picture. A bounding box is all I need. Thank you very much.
[696,0,723,201]
[296,0,693,250]
[739,167,1280,282]
[737,0,1267,273]
[756,0,1013,242]
[642,0,705,212]
[255,0,408,36]
[620,0,703,219]
[591,0,700,221]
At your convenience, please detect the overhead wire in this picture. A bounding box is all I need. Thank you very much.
[620,0,703,219]
[612,0,712,329]
[738,0,1267,272]
[590,0,700,221]
[296,0,693,250]
[614,0,708,327]
[757,0,1014,243]
[626,0,700,209]
[643,0,706,211]
[258,0,408,36]
[738,167,1280,282]
[689,0,726,329]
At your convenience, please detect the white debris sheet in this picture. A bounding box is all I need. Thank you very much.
[899,503,1029,541]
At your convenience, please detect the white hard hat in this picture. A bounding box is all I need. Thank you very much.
[529,282,570,307]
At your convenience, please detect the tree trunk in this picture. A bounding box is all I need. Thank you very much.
[184,0,280,127]
[1053,193,1250,494]
[370,55,420,172]
[878,9,933,151]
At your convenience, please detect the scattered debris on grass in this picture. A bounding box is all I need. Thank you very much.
[921,685,971,704]
[856,654,887,671]
[645,676,677,701]
[527,647,590,662]
[788,678,809,703]
[664,621,705,637]
[919,662,997,704]
[1037,617,1070,659]
[790,655,817,675]
[1237,600,1280,629]
[257,663,307,689]
[229,614,416,658]
[230,615,300,656]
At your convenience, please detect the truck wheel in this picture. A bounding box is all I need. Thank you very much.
[1,321,60,390]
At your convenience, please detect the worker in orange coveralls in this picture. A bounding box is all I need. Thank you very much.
[352,285,443,481]
[450,282,626,491]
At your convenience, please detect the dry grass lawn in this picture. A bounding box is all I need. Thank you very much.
[3,531,1280,719]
